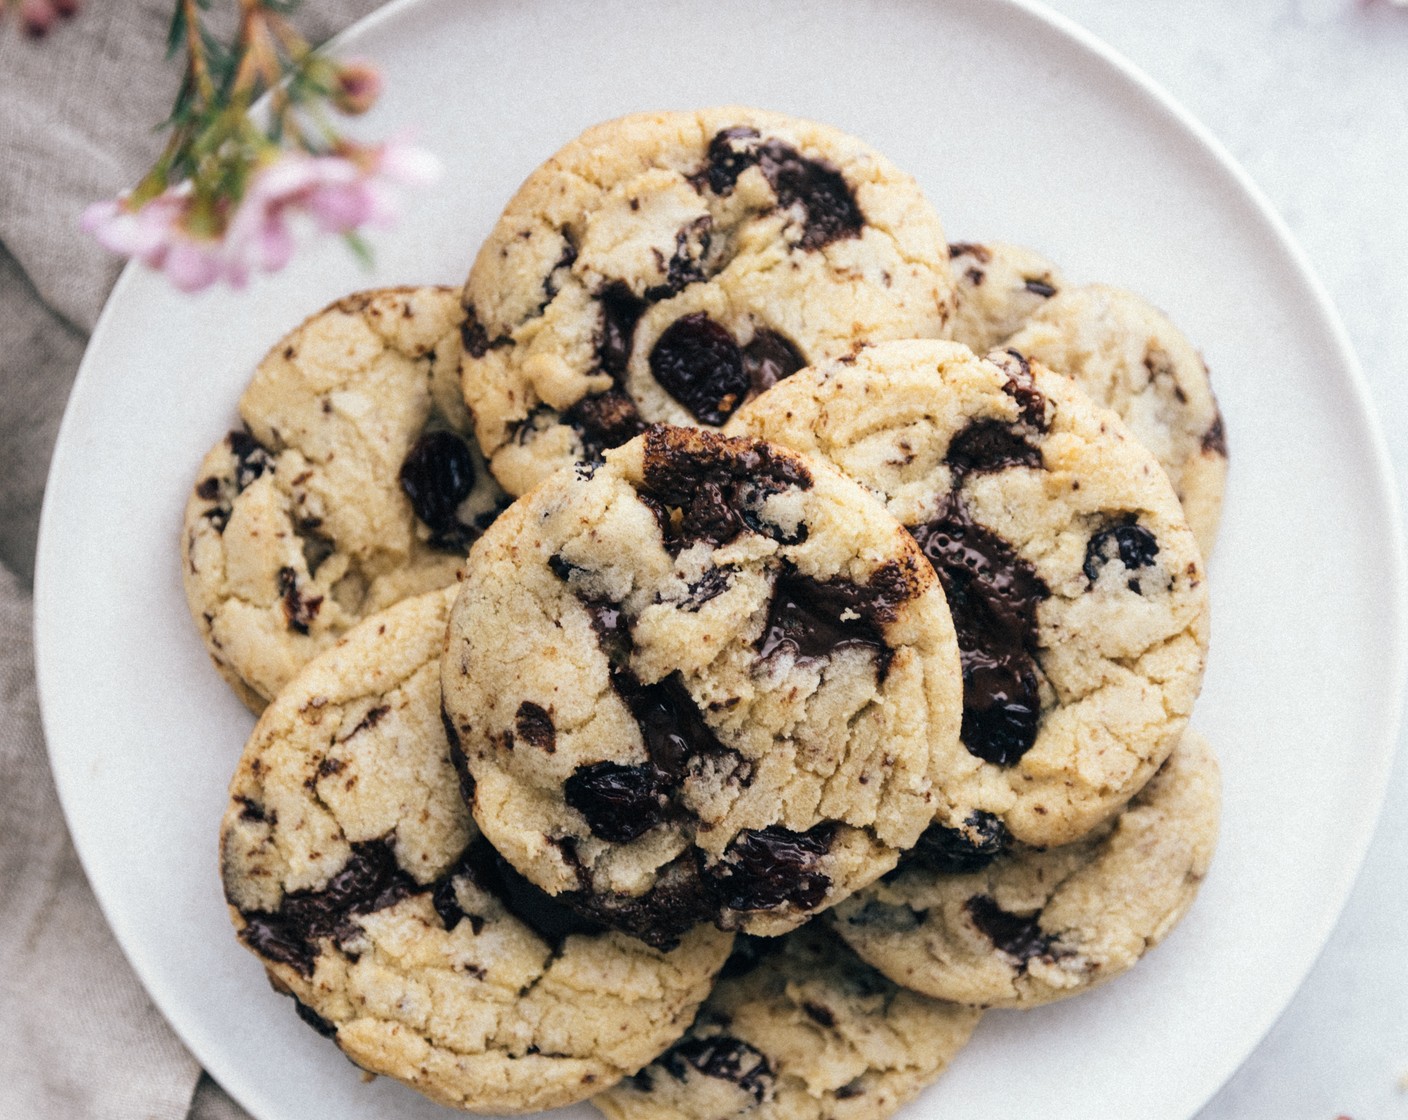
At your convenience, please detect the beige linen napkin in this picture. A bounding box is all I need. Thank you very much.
[0,2,378,1116]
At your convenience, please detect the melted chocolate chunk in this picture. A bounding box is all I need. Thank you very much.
[440,705,477,805]
[644,215,713,301]
[276,566,322,636]
[542,235,579,303]
[948,242,992,264]
[661,1036,774,1103]
[741,330,806,395]
[631,672,738,779]
[1023,277,1057,298]
[564,853,718,951]
[909,497,1049,767]
[649,313,748,426]
[638,426,812,551]
[695,127,863,251]
[802,1002,836,1028]
[756,566,909,679]
[903,812,1010,874]
[514,701,556,752]
[678,565,735,611]
[461,307,507,359]
[237,839,416,976]
[399,429,482,552]
[293,998,338,1038]
[565,388,647,458]
[945,418,1043,477]
[229,429,274,491]
[597,281,647,382]
[195,477,221,501]
[964,894,1057,966]
[460,838,607,946]
[1083,518,1160,583]
[1202,412,1228,456]
[718,932,783,979]
[990,350,1048,431]
[564,761,671,842]
[707,823,835,913]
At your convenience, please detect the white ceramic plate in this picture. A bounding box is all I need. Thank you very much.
[34,1,1407,1118]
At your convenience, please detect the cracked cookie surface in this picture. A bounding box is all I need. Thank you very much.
[946,240,1064,354]
[459,107,955,497]
[595,925,981,1120]
[830,730,1219,1008]
[183,287,507,712]
[1004,283,1227,557]
[440,426,963,945]
[728,340,1209,849]
[220,586,732,1113]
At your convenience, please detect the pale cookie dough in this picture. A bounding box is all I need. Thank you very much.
[728,340,1210,850]
[221,586,733,1114]
[441,426,964,946]
[947,241,1064,354]
[595,926,981,1120]
[183,287,507,712]
[460,107,955,496]
[1004,284,1227,556]
[831,730,1220,1008]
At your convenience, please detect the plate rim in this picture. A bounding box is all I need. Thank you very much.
[31,1,1408,1118]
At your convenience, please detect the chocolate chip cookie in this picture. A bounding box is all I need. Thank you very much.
[831,730,1219,1008]
[183,287,507,711]
[459,107,955,497]
[595,926,981,1120]
[947,240,1064,354]
[728,340,1210,849]
[220,586,733,1113]
[1005,284,1227,556]
[440,426,964,946]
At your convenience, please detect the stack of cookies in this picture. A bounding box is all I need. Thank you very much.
[187,108,1226,1118]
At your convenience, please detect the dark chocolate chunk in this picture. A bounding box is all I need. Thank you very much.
[638,426,812,551]
[909,497,1049,766]
[964,894,1057,966]
[902,812,1010,874]
[514,701,556,752]
[597,281,648,382]
[644,215,713,301]
[630,671,740,780]
[565,387,647,459]
[293,998,338,1038]
[756,565,910,678]
[1083,518,1160,583]
[461,306,508,359]
[1023,277,1057,298]
[660,1036,774,1104]
[1202,412,1228,456]
[542,234,579,303]
[460,838,608,946]
[195,477,221,501]
[440,704,477,805]
[399,429,480,551]
[678,565,736,611]
[718,932,783,979]
[989,350,1048,431]
[564,761,671,842]
[835,1081,866,1100]
[276,566,322,636]
[948,242,992,264]
[802,1001,836,1028]
[945,418,1042,477]
[229,429,274,491]
[695,127,863,251]
[649,313,749,426]
[562,852,718,951]
[708,823,835,913]
[237,839,416,976]
[741,330,806,395]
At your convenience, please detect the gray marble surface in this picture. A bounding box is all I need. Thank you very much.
[1039,3,1408,1117]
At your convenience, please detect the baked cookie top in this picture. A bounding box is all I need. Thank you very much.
[728,340,1209,849]
[220,586,732,1114]
[946,240,1064,355]
[830,730,1219,1008]
[595,925,981,1120]
[440,426,964,945]
[459,107,954,496]
[1005,283,1227,557]
[183,287,507,711]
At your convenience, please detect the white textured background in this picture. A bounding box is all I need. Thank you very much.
[1048,4,1408,1117]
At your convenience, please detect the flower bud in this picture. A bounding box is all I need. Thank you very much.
[332,59,382,115]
